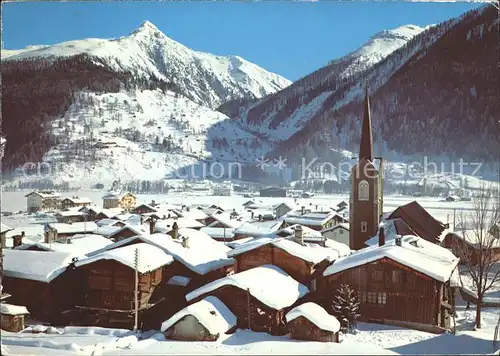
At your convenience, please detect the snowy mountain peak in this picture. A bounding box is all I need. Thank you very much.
[371,24,427,42]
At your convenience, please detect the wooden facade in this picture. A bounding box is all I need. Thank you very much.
[443,232,500,266]
[189,285,288,335]
[1,313,28,332]
[287,316,339,342]
[2,271,77,323]
[234,244,326,287]
[321,257,455,333]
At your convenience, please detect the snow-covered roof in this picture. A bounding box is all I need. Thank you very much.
[234,220,284,237]
[62,197,92,204]
[225,237,255,249]
[321,223,350,233]
[447,229,500,249]
[5,225,44,239]
[186,265,309,310]
[283,211,340,227]
[167,275,191,287]
[86,230,233,275]
[0,303,30,316]
[97,208,124,218]
[96,218,123,227]
[155,218,204,232]
[1,223,13,234]
[25,191,60,199]
[277,224,323,239]
[285,302,340,333]
[200,227,236,240]
[94,225,122,238]
[3,249,74,282]
[365,218,417,247]
[55,210,85,217]
[102,192,135,200]
[15,234,113,256]
[227,237,344,264]
[108,224,149,239]
[160,296,236,335]
[74,243,174,273]
[207,213,245,229]
[323,235,460,283]
[48,222,98,234]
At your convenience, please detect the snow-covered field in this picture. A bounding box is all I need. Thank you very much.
[1,302,498,355]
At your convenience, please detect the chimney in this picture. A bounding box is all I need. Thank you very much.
[13,235,23,248]
[378,227,385,247]
[294,225,304,245]
[251,211,254,220]
[315,204,318,210]
[172,222,179,241]
[395,236,402,247]
[258,214,262,222]
[0,233,6,248]
[301,206,305,215]
[149,218,156,235]
[182,235,189,248]
[67,238,72,244]
[151,200,156,206]
[140,216,144,225]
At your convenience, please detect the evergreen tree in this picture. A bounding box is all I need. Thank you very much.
[331,284,361,333]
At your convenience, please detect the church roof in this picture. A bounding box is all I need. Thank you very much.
[359,85,374,162]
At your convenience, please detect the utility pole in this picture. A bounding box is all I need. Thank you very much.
[453,208,456,232]
[134,247,139,332]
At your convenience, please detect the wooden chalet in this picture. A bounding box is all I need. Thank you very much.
[160,296,237,341]
[285,302,340,342]
[185,265,309,335]
[228,230,350,288]
[131,204,158,215]
[321,231,460,333]
[61,197,92,210]
[72,243,175,329]
[1,303,30,332]
[2,249,77,323]
[107,224,149,242]
[386,201,449,244]
[47,222,99,240]
[442,230,500,265]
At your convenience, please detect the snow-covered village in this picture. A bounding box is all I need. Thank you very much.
[1,1,499,355]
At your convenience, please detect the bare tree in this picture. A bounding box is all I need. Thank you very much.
[453,184,500,329]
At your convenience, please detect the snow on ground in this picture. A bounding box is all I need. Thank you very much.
[0,192,486,227]
[2,301,498,356]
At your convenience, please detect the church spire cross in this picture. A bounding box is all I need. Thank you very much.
[359,83,374,162]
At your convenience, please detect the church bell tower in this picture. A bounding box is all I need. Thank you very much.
[349,85,380,250]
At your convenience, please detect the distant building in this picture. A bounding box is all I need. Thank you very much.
[25,191,61,213]
[102,192,137,210]
[213,183,233,196]
[60,197,92,210]
[259,187,286,198]
[321,223,350,246]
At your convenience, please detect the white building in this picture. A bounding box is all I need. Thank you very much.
[25,191,61,213]
[321,223,350,246]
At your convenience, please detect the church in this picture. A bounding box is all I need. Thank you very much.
[349,85,383,251]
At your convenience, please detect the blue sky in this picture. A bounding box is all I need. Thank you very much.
[2,1,482,81]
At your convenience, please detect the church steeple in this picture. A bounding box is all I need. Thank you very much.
[359,84,374,162]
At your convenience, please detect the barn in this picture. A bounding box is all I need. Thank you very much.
[161,296,236,341]
[321,232,460,333]
[228,236,349,287]
[185,265,309,335]
[2,249,77,322]
[72,243,175,329]
[285,302,340,342]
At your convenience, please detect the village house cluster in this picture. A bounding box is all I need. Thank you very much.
[1,88,497,342]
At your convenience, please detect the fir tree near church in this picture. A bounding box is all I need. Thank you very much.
[331,284,361,333]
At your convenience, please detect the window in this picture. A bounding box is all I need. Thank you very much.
[310,279,317,292]
[392,270,405,284]
[358,180,369,201]
[372,270,384,282]
[360,292,387,305]
[361,222,368,232]
[339,229,344,235]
